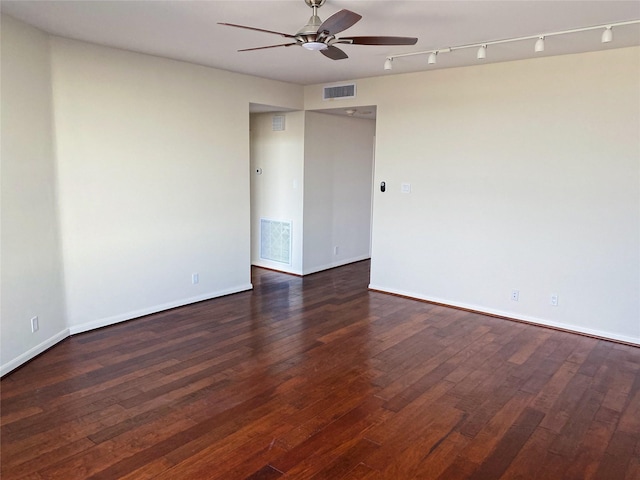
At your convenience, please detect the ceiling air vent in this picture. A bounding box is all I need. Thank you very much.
[323,83,356,100]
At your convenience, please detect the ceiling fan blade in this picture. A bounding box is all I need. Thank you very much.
[339,36,418,46]
[238,43,298,52]
[218,23,297,39]
[317,9,362,36]
[321,45,349,60]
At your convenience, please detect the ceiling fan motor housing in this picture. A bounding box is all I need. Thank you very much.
[297,15,323,36]
[299,0,326,36]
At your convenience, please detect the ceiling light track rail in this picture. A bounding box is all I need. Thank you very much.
[384,19,640,70]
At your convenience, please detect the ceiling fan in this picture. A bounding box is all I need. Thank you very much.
[219,0,418,60]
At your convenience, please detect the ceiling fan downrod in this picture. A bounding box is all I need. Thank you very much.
[298,0,326,37]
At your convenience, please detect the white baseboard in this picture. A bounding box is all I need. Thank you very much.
[1,328,70,376]
[251,260,303,276]
[69,284,254,335]
[303,255,370,276]
[2,284,254,376]
[368,284,640,346]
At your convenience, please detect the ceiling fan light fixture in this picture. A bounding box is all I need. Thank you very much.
[302,41,328,51]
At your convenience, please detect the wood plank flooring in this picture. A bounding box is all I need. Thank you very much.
[2,260,639,479]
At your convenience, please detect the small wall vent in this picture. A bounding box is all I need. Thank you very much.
[260,219,291,265]
[323,83,356,100]
[272,115,285,131]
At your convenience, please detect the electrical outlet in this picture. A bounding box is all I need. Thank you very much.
[511,290,520,302]
[192,273,199,285]
[551,294,559,306]
[31,316,39,333]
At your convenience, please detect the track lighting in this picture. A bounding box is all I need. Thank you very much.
[383,19,638,72]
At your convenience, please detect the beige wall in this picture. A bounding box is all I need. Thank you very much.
[1,16,68,374]
[250,111,305,274]
[1,16,303,374]
[303,112,374,274]
[50,37,303,334]
[307,47,640,344]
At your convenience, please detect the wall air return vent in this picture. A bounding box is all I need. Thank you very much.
[272,115,285,131]
[323,83,356,100]
[260,219,291,265]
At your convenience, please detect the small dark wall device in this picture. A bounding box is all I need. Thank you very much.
[380,181,386,192]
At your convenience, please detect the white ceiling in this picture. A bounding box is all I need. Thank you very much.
[2,1,639,86]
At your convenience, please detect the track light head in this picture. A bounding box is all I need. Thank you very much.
[477,45,487,60]
[534,36,545,53]
[384,58,393,71]
[427,52,437,65]
[602,26,613,43]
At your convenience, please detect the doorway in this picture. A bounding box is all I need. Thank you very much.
[249,103,376,276]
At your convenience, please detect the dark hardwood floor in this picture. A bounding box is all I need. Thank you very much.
[2,261,639,479]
